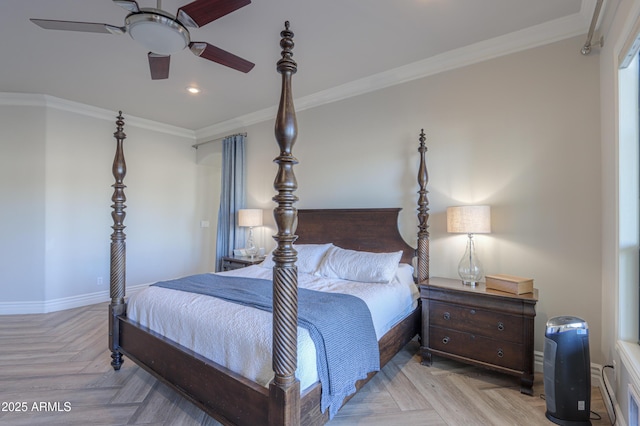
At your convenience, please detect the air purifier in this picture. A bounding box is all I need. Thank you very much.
[543,316,591,425]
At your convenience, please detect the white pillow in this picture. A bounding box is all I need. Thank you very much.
[260,243,333,274]
[394,263,415,285]
[316,246,403,283]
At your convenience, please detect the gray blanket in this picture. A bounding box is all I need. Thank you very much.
[152,273,380,418]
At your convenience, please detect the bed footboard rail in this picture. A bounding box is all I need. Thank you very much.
[118,317,270,425]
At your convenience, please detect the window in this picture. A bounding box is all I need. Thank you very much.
[620,48,640,343]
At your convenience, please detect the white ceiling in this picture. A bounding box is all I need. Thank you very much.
[0,0,594,136]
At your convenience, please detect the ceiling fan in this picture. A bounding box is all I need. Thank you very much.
[30,0,255,80]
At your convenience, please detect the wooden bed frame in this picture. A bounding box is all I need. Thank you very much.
[108,21,430,426]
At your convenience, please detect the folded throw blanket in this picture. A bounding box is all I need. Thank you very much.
[152,273,380,418]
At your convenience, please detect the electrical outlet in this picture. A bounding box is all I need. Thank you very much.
[97,277,103,286]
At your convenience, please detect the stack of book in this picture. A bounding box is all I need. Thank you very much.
[485,274,533,294]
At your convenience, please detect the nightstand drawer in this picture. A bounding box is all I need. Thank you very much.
[429,326,524,371]
[429,301,523,343]
[221,256,265,271]
[222,259,246,271]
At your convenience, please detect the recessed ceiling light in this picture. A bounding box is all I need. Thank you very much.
[187,86,201,94]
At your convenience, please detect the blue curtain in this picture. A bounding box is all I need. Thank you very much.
[215,134,246,271]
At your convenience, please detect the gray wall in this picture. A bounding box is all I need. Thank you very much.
[242,35,602,363]
[0,105,46,303]
[0,100,219,312]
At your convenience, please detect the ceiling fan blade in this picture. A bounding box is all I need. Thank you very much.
[30,19,124,35]
[113,0,140,13]
[177,0,250,28]
[189,42,254,73]
[148,53,170,80]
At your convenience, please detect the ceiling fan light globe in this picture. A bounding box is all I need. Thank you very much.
[126,12,190,55]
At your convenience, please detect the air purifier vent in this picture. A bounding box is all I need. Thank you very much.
[544,337,558,413]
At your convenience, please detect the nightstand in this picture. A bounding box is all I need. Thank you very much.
[420,277,538,395]
[221,256,265,271]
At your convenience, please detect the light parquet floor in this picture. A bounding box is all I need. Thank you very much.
[0,303,612,425]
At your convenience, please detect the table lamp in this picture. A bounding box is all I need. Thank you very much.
[238,209,263,259]
[446,205,491,286]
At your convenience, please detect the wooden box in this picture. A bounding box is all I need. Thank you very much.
[485,274,534,295]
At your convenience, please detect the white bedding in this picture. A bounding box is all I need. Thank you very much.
[127,263,418,392]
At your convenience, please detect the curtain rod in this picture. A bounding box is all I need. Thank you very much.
[581,0,604,55]
[192,132,247,149]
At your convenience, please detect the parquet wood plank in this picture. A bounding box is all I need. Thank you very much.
[446,374,521,426]
[0,404,139,426]
[0,303,613,426]
[483,388,549,425]
[131,381,222,426]
[0,373,109,392]
[379,358,434,411]
[0,361,94,378]
[0,341,67,352]
[1,388,120,407]
[330,409,446,426]
[0,327,51,336]
[333,388,401,418]
[110,368,155,404]
[0,351,80,364]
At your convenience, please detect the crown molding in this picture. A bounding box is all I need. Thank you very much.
[196,7,592,142]
[0,92,196,140]
[2,3,595,144]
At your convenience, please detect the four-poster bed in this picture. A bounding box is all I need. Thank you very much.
[108,21,430,426]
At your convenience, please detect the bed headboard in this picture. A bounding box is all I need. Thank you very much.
[295,208,414,264]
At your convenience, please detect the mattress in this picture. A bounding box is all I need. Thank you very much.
[126,263,418,392]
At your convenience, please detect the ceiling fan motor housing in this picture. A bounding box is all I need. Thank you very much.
[125,9,190,55]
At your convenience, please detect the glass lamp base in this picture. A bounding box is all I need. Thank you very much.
[246,227,257,259]
[458,234,483,286]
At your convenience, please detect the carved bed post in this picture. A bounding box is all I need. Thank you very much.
[416,129,430,282]
[269,21,301,426]
[109,111,127,370]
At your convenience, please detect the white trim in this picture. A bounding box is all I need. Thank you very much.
[535,349,544,373]
[617,0,640,68]
[0,93,196,140]
[0,283,150,315]
[195,8,591,141]
[594,361,623,426]
[1,5,594,144]
[0,92,46,107]
[619,341,640,395]
[628,382,638,426]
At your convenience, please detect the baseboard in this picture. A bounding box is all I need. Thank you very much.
[0,283,150,315]
[535,350,544,373]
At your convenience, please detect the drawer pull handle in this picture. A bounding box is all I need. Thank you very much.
[443,312,451,320]
[497,349,504,358]
[497,322,505,331]
[442,337,450,344]
[470,309,476,315]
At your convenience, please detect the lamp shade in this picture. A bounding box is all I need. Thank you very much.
[238,209,263,227]
[446,205,491,234]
